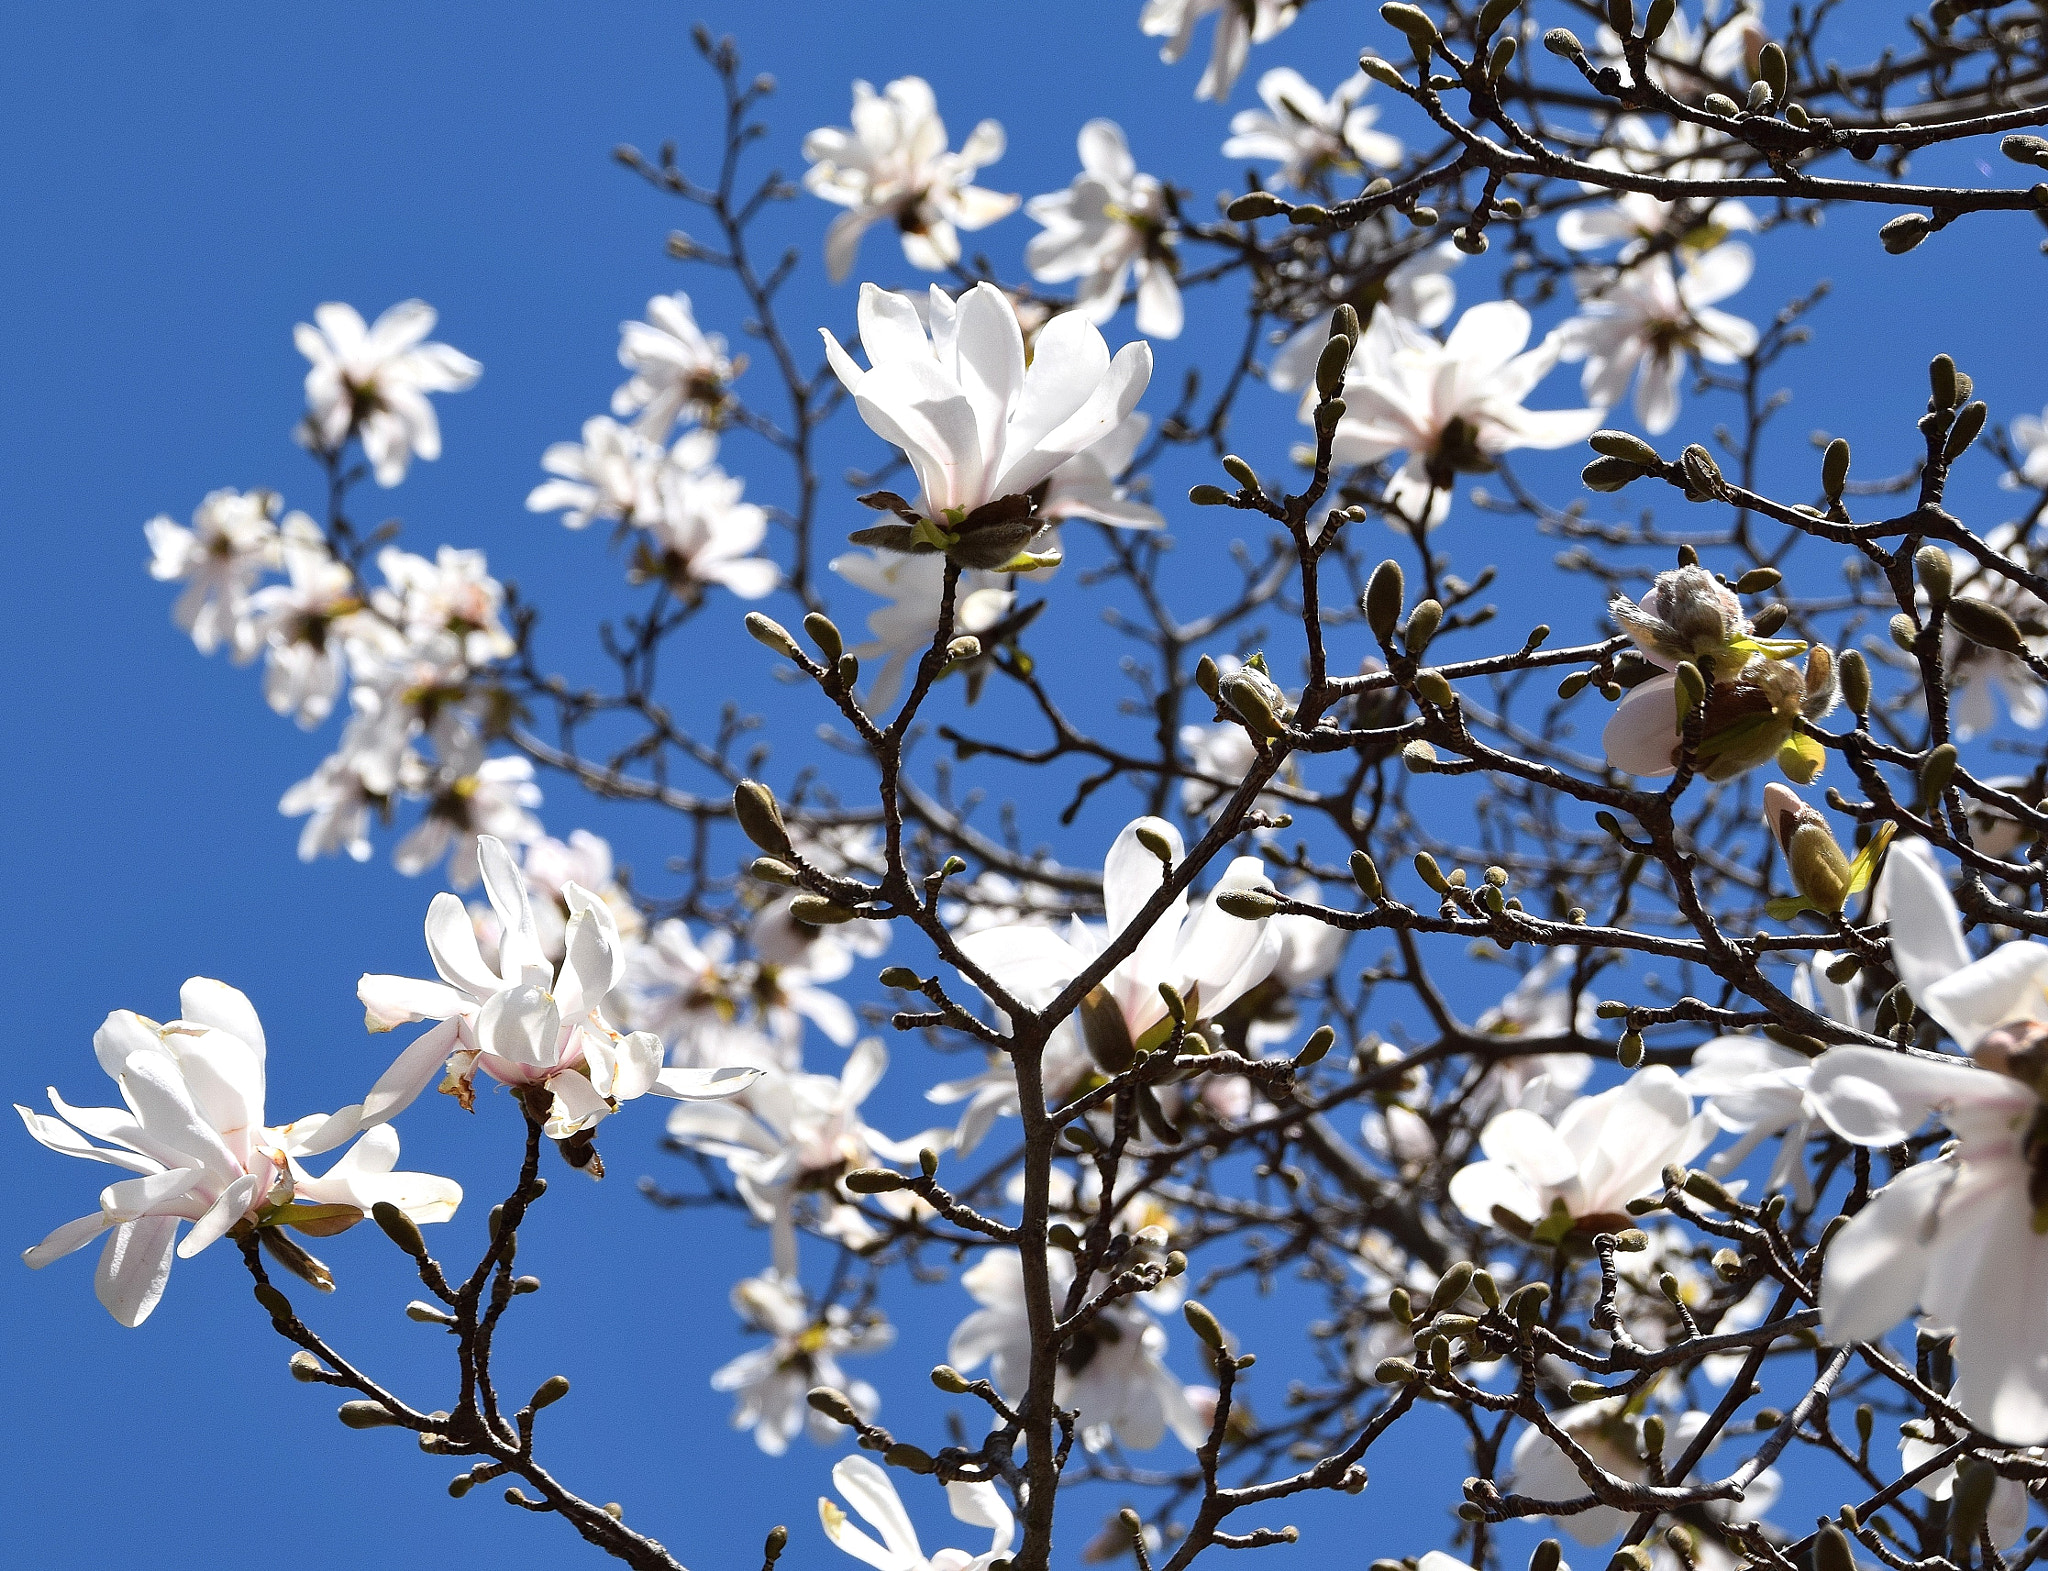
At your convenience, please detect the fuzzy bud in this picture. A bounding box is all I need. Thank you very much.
[1920,743,1959,801]
[733,780,792,857]
[1219,663,1293,738]
[744,612,803,660]
[1881,214,1933,254]
[1316,336,1354,399]
[1184,1300,1227,1349]
[1357,56,1410,92]
[807,1387,863,1427]
[1350,849,1384,902]
[1380,3,1440,47]
[1591,430,1661,466]
[1838,648,1870,716]
[337,1401,402,1430]
[1405,599,1443,657]
[789,894,856,925]
[1543,27,1584,59]
[1189,484,1233,507]
[844,1168,908,1194]
[1365,560,1406,643]
[1429,1261,1475,1314]
[1217,888,1280,920]
[1679,444,1724,499]
[1915,545,1954,605]
[371,1200,427,1258]
[1296,1025,1336,1066]
[1815,1525,1856,1571]
[1944,400,1988,463]
[1822,437,1850,499]
[1757,41,1788,101]
[1583,455,1649,493]
[1948,598,2027,654]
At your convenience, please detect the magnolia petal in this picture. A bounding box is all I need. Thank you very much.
[359,973,469,1032]
[177,1171,260,1259]
[23,1211,111,1269]
[95,1213,181,1327]
[178,978,267,1058]
[650,1064,763,1101]
[1807,1045,2019,1147]
[1923,941,2048,1053]
[1820,1158,1953,1343]
[1878,838,1971,1010]
[362,1016,464,1126]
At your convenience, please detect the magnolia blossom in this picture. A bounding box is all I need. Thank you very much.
[823,282,1152,569]
[1449,1067,1709,1242]
[665,1041,941,1275]
[279,747,381,864]
[243,514,380,729]
[829,548,1015,713]
[1221,68,1402,190]
[1471,949,1599,1117]
[802,77,1017,283]
[623,921,797,1073]
[1943,525,2048,739]
[948,1249,1207,1452]
[1025,121,1182,339]
[1805,840,2048,1441]
[393,751,542,891]
[1141,0,1300,101]
[639,429,780,599]
[958,815,1281,1065]
[526,415,663,529]
[1039,413,1165,531]
[18,979,458,1325]
[819,1455,1014,1571]
[1560,244,1757,434]
[1899,1428,2030,1547]
[612,291,735,438]
[294,300,480,486]
[355,835,756,1145]
[1322,301,1601,527]
[714,1271,890,1455]
[146,488,283,656]
[1603,649,1836,782]
[1556,118,1755,255]
[1596,2,1765,98]
[373,545,515,668]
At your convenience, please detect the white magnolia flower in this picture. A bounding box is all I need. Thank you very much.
[714,1271,890,1455]
[355,835,756,1144]
[1683,958,1855,1207]
[373,544,515,668]
[665,1040,942,1275]
[1942,525,2048,740]
[526,415,664,530]
[948,1249,1207,1452]
[623,921,794,1074]
[1141,0,1300,101]
[2003,404,2048,491]
[820,1454,1014,1571]
[926,1032,1095,1158]
[1025,121,1182,339]
[803,77,1018,284]
[1267,241,1463,394]
[294,300,481,486]
[18,979,457,1325]
[1472,948,1600,1116]
[243,514,382,729]
[1039,412,1165,531]
[1222,68,1402,190]
[824,282,1153,565]
[1449,1067,1709,1242]
[145,488,283,656]
[1556,118,1756,256]
[502,830,645,966]
[1807,839,2048,1441]
[829,547,1015,713]
[958,815,1282,1062]
[390,725,542,890]
[640,429,780,599]
[279,742,384,865]
[1322,300,1601,527]
[612,291,735,438]
[1560,244,1757,434]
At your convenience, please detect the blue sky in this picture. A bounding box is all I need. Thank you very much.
[6,4,2046,1569]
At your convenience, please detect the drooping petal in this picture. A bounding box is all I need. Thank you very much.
[362,1016,464,1126]
[23,1212,112,1269]
[1820,1158,1955,1342]
[1922,941,2048,1053]
[831,1455,923,1570]
[359,973,470,1033]
[94,1213,182,1327]
[1878,838,1971,1009]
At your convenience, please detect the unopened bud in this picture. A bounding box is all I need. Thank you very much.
[733,780,791,857]
[789,893,856,925]
[1822,436,1850,499]
[1226,191,1290,221]
[1296,1025,1336,1066]
[878,966,919,989]
[371,1200,427,1258]
[1416,669,1455,708]
[1380,3,1440,47]
[1349,849,1384,902]
[1429,1261,1474,1314]
[1839,648,1870,716]
[1947,598,2026,653]
[338,1401,401,1430]
[1582,455,1648,493]
[1543,27,1584,59]
[1881,213,1933,254]
[1532,1542,1564,1571]
[1365,560,1406,643]
[844,1168,907,1194]
[1704,92,1740,116]
[1944,401,1988,463]
[932,1364,972,1394]
[1217,888,1280,920]
[1591,430,1660,466]
[289,1351,326,1382]
[1316,336,1354,399]
[807,1386,863,1427]
[1357,55,1410,91]
[1189,484,1234,507]
[1815,1524,1856,1571]
[1921,742,1959,801]
[1413,851,1450,893]
[765,1526,789,1564]
[1679,444,1724,499]
[1184,1300,1227,1349]
[1618,1029,1644,1068]
[1757,40,1788,100]
[744,612,803,660]
[1402,740,1438,772]
[530,1375,570,1410]
[1405,598,1443,656]
[885,1443,938,1475]
[1915,545,1954,605]
[947,635,982,662]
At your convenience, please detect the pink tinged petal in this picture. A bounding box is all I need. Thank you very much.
[116,1053,240,1181]
[359,973,468,1033]
[1943,1179,2048,1442]
[1923,941,2048,1053]
[1447,1158,1543,1227]
[23,1212,110,1269]
[159,1025,265,1168]
[1479,1108,1580,1188]
[479,985,561,1071]
[362,1016,464,1126]
[833,1455,923,1568]
[543,1070,611,1137]
[15,1103,158,1175]
[425,891,504,1000]
[178,1171,261,1259]
[178,978,266,1058]
[95,1213,181,1327]
[1807,1045,2026,1147]
[99,1166,204,1223]
[1820,1157,1955,1341]
[1602,675,1680,777]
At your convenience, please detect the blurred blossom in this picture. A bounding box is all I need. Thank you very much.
[612,291,736,438]
[1222,68,1402,190]
[1026,120,1182,339]
[293,300,480,486]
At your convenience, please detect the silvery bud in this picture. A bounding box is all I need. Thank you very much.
[1365,560,1406,643]
[1889,613,1920,651]
[751,856,800,886]
[1757,40,1787,100]
[338,1401,402,1430]
[1226,191,1290,221]
[1948,598,2027,654]
[289,1351,326,1382]
[734,780,792,857]
[1222,455,1258,489]
[1591,430,1661,465]
[1583,455,1649,492]
[744,612,803,660]
[1189,484,1233,507]
[806,1387,863,1427]
[803,612,843,662]
[1219,663,1293,738]
[1746,81,1774,111]
[1881,213,1932,253]
[1704,92,1740,116]
[1416,669,1455,708]
[1195,653,1222,703]
[931,1364,972,1394]
[1357,56,1410,91]
[789,894,856,925]
[1915,545,1954,605]
[1944,400,1988,462]
[2004,134,2048,169]
[1822,436,1850,499]
[1380,3,1440,47]
[1402,740,1439,772]
[1184,1299,1227,1349]
[1217,888,1280,920]
[1543,27,1585,59]
[946,635,982,662]
[1405,598,1444,656]
[1350,849,1384,902]
[1488,36,1518,77]
[1679,444,1725,499]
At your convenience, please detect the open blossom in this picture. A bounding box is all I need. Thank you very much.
[506,829,645,966]
[1603,647,1836,782]
[820,1455,1014,1571]
[803,77,1017,284]
[958,815,1281,1067]
[1807,840,2048,1441]
[1560,244,1758,435]
[391,733,542,890]
[1449,1067,1709,1243]
[2004,404,2048,491]
[948,1249,1207,1452]
[1025,121,1182,339]
[829,548,1015,713]
[824,282,1152,571]
[294,300,481,486]
[1557,118,1755,256]
[1321,300,1601,527]
[526,415,663,529]
[373,544,515,668]
[1039,412,1165,531]
[244,514,382,729]
[638,429,780,599]
[1900,1427,2031,1548]
[664,1041,942,1275]
[354,836,756,1149]
[18,979,458,1325]
[1221,68,1402,190]
[612,291,735,438]
[1266,240,1462,393]
[1141,0,1300,101]
[715,1271,891,1455]
[146,488,283,656]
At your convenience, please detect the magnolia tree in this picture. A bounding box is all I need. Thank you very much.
[29,4,2048,1570]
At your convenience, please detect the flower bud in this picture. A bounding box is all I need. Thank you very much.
[1405,598,1443,656]
[1881,213,1933,253]
[789,893,857,924]
[1822,436,1850,499]
[1948,598,2026,653]
[1189,484,1233,507]
[1920,742,1959,801]
[1350,849,1384,902]
[530,1375,571,1411]
[1375,1357,1419,1383]
[1380,3,1440,47]
[1833,649,1867,720]
[1590,430,1661,465]
[744,612,803,660]
[1416,669,1455,708]
[1291,204,1333,228]
[1297,1025,1336,1066]
[807,1387,863,1427]
[338,1401,402,1430]
[1944,400,1988,463]
[733,780,792,857]
[1429,1261,1474,1313]
[289,1351,326,1382]
[1184,1300,1227,1349]
[1618,1029,1644,1068]
[1915,545,1954,605]
[1364,560,1405,644]
[1357,55,1410,91]
[765,1526,789,1564]
[1226,191,1290,221]
[1316,335,1354,399]
[1679,444,1724,499]
[1478,0,1522,34]
[1219,455,1259,492]
[1582,455,1648,493]
[1135,823,1176,865]
[947,635,982,663]
[751,856,802,887]
[1217,888,1280,920]
[931,1364,972,1394]
[803,612,843,662]
[1543,27,1584,59]
[1219,663,1293,738]
[1607,0,1635,38]
[371,1200,427,1258]
[1532,1542,1564,1571]
[1815,1524,1856,1571]
[1889,612,1919,651]
[1488,36,1518,77]
[844,1168,908,1193]
[1704,92,1739,116]
[1195,653,1222,703]
[1757,40,1788,101]
[1403,740,1438,771]
[1413,851,1450,893]
[885,1443,938,1475]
